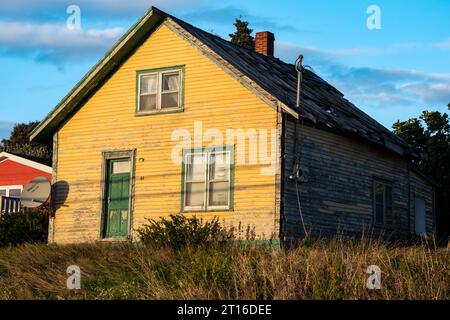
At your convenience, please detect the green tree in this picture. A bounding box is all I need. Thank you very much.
[393,104,450,243]
[229,18,255,50]
[0,122,51,161]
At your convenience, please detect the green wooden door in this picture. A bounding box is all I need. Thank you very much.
[105,158,131,238]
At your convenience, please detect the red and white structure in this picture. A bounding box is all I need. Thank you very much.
[0,152,52,200]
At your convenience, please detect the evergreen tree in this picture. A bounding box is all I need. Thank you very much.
[393,104,450,244]
[229,18,255,50]
[0,122,51,161]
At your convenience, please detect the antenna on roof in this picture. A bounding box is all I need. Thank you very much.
[291,53,305,178]
[295,54,304,110]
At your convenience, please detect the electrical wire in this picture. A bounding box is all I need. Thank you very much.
[295,180,308,236]
[294,54,308,237]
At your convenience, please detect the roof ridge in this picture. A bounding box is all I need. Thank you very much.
[162,10,409,151]
[154,7,282,60]
[31,6,412,157]
[157,7,344,97]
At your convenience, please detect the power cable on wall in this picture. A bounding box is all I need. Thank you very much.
[293,54,308,237]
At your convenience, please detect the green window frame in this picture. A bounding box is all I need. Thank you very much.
[135,65,185,115]
[181,146,234,212]
[373,179,393,225]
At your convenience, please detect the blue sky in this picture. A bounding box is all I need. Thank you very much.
[0,0,449,140]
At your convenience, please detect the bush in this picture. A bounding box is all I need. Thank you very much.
[136,214,235,250]
[0,210,49,247]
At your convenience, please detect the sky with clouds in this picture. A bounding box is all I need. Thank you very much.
[0,0,449,140]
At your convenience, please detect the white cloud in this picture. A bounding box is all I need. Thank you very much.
[0,21,123,47]
[276,41,450,109]
[181,5,300,33]
[85,28,124,38]
[0,0,205,17]
[433,38,450,50]
[0,21,124,63]
[401,82,450,104]
[277,39,449,62]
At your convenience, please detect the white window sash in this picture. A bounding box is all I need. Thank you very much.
[184,153,208,211]
[183,150,231,211]
[159,70,181,109]
[0,185,23,198]
[206,151,231,210]
[161,71,181,93]
[138,72,158,112]
[138,69,181,112]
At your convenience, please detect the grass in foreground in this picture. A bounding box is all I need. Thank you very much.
[0,239,448,300]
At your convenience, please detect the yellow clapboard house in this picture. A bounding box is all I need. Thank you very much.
[31,7,435,244]
[30,7,288,243]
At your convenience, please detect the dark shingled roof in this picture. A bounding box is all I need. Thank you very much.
[165,10,412,156]
[31,7,412,156]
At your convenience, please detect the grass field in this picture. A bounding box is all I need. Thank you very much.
[0,239,448,300]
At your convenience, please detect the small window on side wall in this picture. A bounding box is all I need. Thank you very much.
[137,67,183,114]
[9,189,22,198]
[373,180,393,225]
[0,186,22,198]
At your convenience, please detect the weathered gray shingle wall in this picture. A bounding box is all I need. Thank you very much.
[282,116,434,241]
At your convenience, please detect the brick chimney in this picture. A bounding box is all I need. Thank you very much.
[255,31,275,57]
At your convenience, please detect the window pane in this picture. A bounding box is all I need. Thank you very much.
[161,92,179,109]
[385,186,393,223]
[9,189,21,198]
[140,75,157,94]
[209,181,229,207]
[187,154,205,181]
[209,153,229,180]
[0,189,6,196]
[139,94,157,111]
[186,182,205,207]
[162,73,179,92]
[113,161,131,174]
[374,183,384,224]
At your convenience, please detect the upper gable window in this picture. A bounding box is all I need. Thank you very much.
[137,67,183,114]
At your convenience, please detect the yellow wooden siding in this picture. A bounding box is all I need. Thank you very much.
[54,23,279,243]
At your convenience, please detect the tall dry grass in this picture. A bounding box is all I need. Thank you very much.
[0,238,448,300]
